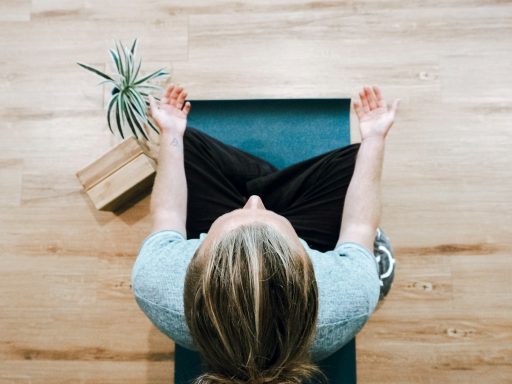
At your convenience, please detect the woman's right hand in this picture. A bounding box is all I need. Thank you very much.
[353,86,400,142]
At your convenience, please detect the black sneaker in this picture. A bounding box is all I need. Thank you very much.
[374,228,396,300]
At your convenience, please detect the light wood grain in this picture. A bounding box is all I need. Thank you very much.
[76,137,149,190]
[0,159,23,206]
[86,152,156,210]
[0,0,30,22]
[0,1,511,383]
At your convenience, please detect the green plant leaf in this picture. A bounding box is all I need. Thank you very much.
[130,38,138,55]
[121,41,136,86]
[124,78,160,135]
[126,89,159,136]
[98,79,115,86]
[126,99,149,140]
[135,84,163,91]
[115,92,125,139]
[137,90,161,99]
[129,52,137,85]
[106,94,119,135]
[133,69,169,85]
[108,49,122,74]
[109,72,125,88]
[130,88,149,113]
[77,62,113,81]
[126,88,146,118]
[138,91,154,98]
[119,92,134,137]
[128,39,139,83]
[132,56,142,84]
[120,91,147,140]
[121,44,133,85]
[146,117,160,135]
[127,90,148,119]
[114,40,125,85]
[124,98,143,139]
[126,89,146,117]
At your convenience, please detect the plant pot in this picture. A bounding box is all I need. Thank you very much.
[76,137,156,211]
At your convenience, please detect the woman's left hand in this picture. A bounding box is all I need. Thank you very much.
[148,83,191,137]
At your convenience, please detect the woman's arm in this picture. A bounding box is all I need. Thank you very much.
[150,131,188,237]
[337,86,399,253]
[147,84,192,237]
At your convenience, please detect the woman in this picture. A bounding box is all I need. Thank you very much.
[132,84,398,383]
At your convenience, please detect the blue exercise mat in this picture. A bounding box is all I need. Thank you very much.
[175,97,356,384]
[187,98,351,169]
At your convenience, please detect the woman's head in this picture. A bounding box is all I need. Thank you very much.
[184,196,321,383]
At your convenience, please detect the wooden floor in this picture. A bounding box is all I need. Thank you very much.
[1,1,511,383]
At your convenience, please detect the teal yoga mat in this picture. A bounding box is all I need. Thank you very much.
[175,97,356,384]
[186,98,351,169]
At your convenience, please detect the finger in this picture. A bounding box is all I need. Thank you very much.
[165,83,175,99]
[353,101,364,119]
[360,91,370,113]
[373,86,386,108]
[170,85,183,103]
[177,91,188,109]
[182,101,192,115]
[365,87,377,109]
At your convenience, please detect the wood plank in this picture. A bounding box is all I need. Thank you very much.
[0,159,23,207]
[0,361,172,383]
[0,0,30,21]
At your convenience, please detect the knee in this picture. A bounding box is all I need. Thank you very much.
[184,126,200,137]
[183,126,203,147]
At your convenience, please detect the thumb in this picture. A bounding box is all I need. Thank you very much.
[148,94,158,116]
[391,98,400,114]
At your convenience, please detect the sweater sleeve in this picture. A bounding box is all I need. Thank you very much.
[131,230,198,350]
[308,241,381,361]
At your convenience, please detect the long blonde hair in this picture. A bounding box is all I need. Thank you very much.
[184,222,322,384]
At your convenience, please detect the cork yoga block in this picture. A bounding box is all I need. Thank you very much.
[76,137,157,211]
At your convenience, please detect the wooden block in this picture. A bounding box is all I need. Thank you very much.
[76,138,156,211]
[76,137,152,190]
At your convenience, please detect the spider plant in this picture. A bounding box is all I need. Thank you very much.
[77,38,169,141]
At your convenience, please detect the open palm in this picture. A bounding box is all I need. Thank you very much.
[353,86,399,141]
[148,83,191,137]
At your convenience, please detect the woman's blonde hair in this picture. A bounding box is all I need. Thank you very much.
[184,222,322,384]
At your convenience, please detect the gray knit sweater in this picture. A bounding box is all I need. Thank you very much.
[131,230,380,361]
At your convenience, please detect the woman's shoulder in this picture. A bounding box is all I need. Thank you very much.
[132,230,205,313]
[300,238,381,359]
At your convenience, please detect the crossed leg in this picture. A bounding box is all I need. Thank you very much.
[183,126,359,253]
[183,126,277,238]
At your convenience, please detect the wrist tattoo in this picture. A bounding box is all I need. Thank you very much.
[170,137,180,148]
